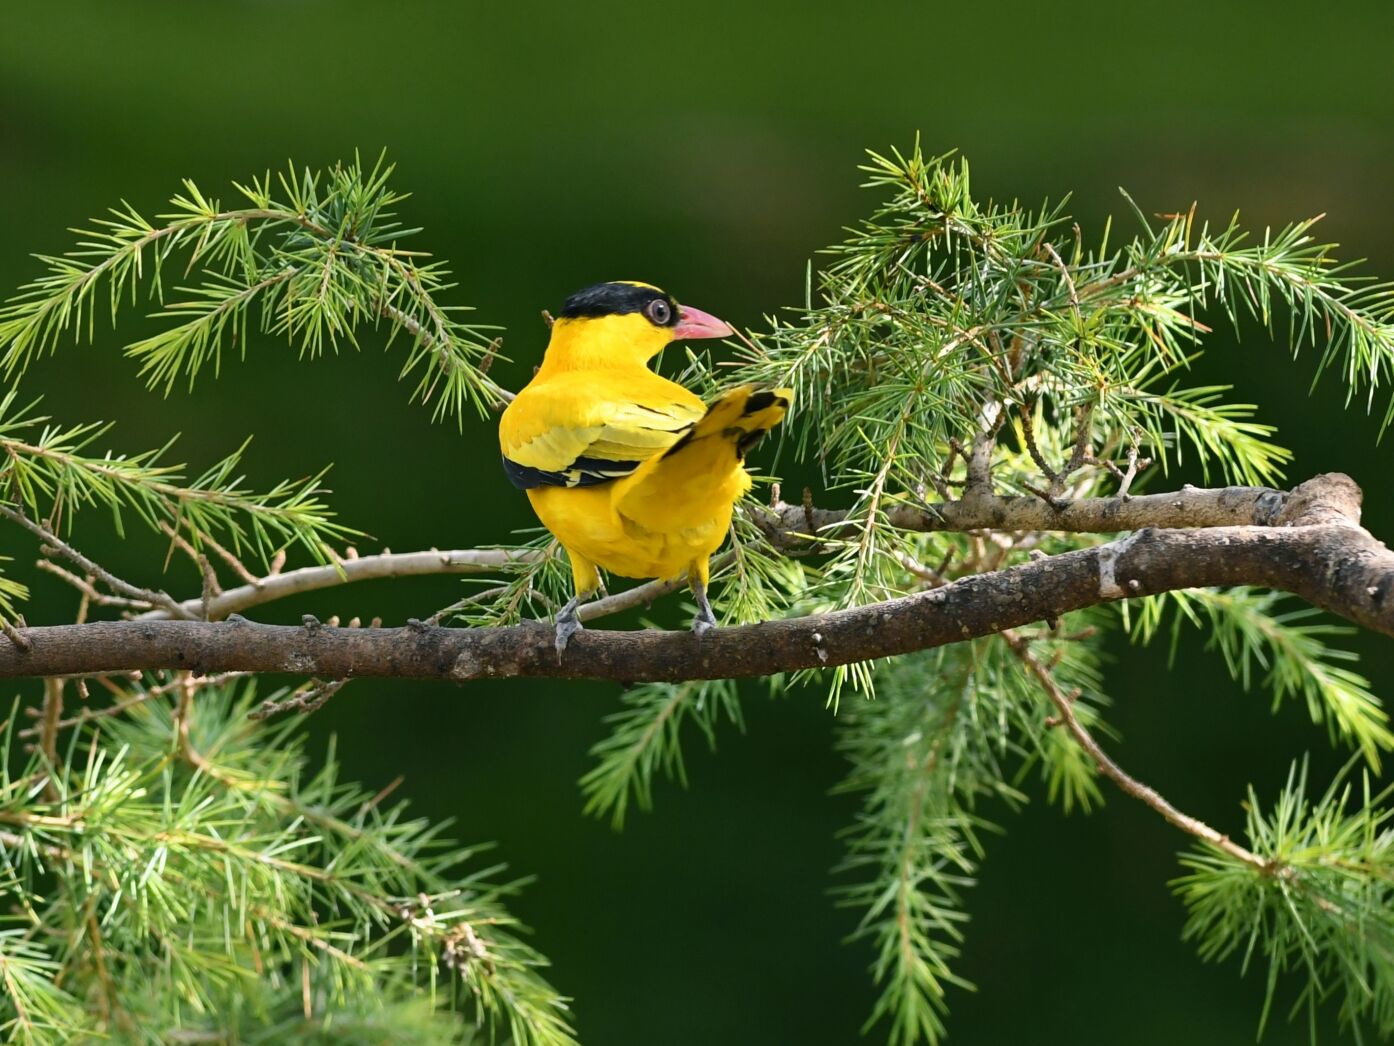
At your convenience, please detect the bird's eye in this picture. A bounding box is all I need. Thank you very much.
[646,298,673,326]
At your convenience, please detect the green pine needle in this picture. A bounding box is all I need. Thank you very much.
[0,154,507,426]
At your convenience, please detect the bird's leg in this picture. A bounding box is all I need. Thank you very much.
[555,555,601,658]
[691,575,717,637]
[554,593,587,655]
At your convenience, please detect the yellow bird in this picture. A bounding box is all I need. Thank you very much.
[499,281,791,651]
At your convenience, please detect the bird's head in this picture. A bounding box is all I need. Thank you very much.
[544,281,733,367]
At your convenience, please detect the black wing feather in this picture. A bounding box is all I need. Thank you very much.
[501,454,642,490]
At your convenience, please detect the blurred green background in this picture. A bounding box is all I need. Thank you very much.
[3,2,1394,1042]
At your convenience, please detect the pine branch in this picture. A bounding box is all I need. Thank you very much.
[0,155,510,422]
[834,647,1007,1045]
[580,679,742,828]
[0,680,576,1045]
[1175,760,1394,1039]
[0,392,356,629]
[1,474,1388,684]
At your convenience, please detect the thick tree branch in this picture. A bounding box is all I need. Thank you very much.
[122,482,1299,623]
[0,475,1386,685]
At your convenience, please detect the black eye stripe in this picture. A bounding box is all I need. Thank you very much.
[559,282,679,327]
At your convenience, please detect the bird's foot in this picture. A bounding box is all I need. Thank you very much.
[554,595,584,658]
[691,603,717,638]
[691,576,717,638]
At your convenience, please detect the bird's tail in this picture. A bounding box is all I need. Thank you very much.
[662,385,793,462]
[611,385,792,526]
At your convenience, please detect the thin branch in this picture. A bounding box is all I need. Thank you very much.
[1042,241,1082,325]
[156,521,221,594]
[1053,399,1098,498]
[0,503,193,619]
[1018,402,1060,489]
[137,547,545,621]
[1002,629,1268,872]
[752,478,1293,550]
[583,550,741,622]
[2,616,32,652]
[35,560,153,612]
[18,671,249,739]
[428,586,509,625]
[379,301,515,407]
[181,523,261,585]
[174,672,211,772]
[1114,446,1149,500]
[38,677,63,801]
[248,678,350,720]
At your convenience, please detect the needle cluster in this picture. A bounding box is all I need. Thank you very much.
[0,676,574,1045]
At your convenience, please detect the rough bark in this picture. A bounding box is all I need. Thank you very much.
[752,481,1297,546]
[2,474,1388,686]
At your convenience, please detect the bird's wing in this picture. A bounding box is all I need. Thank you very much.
[499,378,704,489]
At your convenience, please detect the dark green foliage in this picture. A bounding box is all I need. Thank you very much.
[1175,761,1394,1040]
[0,680,574,1045]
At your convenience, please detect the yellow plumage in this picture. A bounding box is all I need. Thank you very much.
[498,281,791,649]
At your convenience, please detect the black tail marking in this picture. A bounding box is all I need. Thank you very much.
[742,390,786,415]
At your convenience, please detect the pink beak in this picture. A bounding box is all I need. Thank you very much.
[672,304,734,340]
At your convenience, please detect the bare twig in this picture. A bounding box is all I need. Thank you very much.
[19,671,250,739]
[174,672,212,772]
[1115,446,1149,500]
[579,549,739,622]
[1042,241,1082,326]
[428,586,510,625]
[137,547,547,621]
[35,560,153,611]
[893,550,948,587]
[752,476,1293,552]
[2,616,32,652]
[1053,399,1098,497]
[248,679,350,720]
[0,503,193,619]
[1018,401,1060,488]
[1003,628,1268,872]
[39,677,64,801]
[195,528,261,585]
[157,522,215,585]
[964,401,1004,496]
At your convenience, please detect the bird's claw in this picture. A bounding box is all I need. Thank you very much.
[691,579,717,638]
[554,595,584,658]
[555,616,583,655]
[691,606,717,638]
